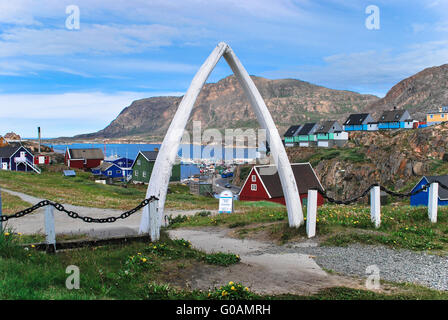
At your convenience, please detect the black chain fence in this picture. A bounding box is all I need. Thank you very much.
[317,180,448,205]
[0,196,159,223]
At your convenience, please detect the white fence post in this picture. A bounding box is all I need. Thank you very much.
[149,200,160,241]
[45,205,56,253]
[306,189,317,238]
[370,186,381,228]
[428,182,438,223]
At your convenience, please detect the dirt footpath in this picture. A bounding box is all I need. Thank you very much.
[168,227,365,295]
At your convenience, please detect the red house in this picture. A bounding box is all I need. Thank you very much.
[34,154,50,165]
[65,148,104,169]
[239,163,325,206]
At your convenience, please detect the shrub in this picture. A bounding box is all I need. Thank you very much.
[204,252,240,266]
[207,281,256,300]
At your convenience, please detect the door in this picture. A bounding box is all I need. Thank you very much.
[2,163,7,170]
[39,156,45,164]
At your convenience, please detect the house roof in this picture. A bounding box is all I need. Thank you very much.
[92,162,115,172]
[0,143,31,159]
[297,123,317,135]
[139,151,159,161]
[68,148,104,160]
[343,113,371,126]
[315,120,339,134]
[284,125,301,137]
[378,110,408,122]
[252,163,324,198]
[422,176,448,200]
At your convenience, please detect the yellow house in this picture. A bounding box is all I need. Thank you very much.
[427,106,448,124]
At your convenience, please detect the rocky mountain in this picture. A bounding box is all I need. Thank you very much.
[368,64,448,120]
[76,75,378,141]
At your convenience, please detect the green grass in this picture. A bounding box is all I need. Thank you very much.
[170,201,448,253]
[0,231,242,299]
[1,192,32,215]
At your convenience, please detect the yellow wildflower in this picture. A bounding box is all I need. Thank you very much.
[231,286,236,291]
[31,244,35,248]
[4,232,10,236]
[222,290,227,296]
[228,281,234,285]
[244,287,249,291]
[142,258,147,262]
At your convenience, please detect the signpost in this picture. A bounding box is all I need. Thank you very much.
[218,190,233,214]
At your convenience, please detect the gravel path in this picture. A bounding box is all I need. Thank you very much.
[170,228,448,292]
[279,243,448,291]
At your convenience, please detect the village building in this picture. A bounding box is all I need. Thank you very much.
[426,106,448,126]
[106,157,134,168]
[0,143,40,173]
[314,120,346,147]
[410,175,448,207]
[296,123,319,147]
[92,162,132,179]
[343,113,375,131]
[283,125,302,147]
[0,136,8,147]
[377,109,413,130]
[132,151,181,184]
[65,148,104,169]
[239,163,325,206]
[34,154,50,165]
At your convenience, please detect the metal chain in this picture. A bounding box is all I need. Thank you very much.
[317,181,445,205]
[1,196,158,222]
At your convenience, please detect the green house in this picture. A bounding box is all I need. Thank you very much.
[132,151,181,184]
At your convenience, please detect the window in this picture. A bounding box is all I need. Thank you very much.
[117,170,121,174]
[431,115,434,119]
[251,184,257,191]
[135,170,138,177]
[137,159,141,165]
[251,175,256,182]
[107,171,112,176]
[143,171,147,177]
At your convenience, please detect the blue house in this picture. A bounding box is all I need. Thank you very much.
[377,109,413,130]
[410,175,448,206]
[343,113,374,131]
[0,143,40,173]
[92,162,132,179]
[107,157,134,168]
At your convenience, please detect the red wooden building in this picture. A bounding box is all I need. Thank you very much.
[65,148,104,169]
[34,154,50,165]
[239,163,325,206]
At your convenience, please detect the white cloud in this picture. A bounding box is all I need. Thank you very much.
[0,91,183,121]
[0,24,179,57]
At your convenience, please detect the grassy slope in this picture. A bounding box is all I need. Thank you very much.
[1,192,32,215]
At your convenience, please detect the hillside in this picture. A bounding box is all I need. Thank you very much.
[76,75,378,141]
[368,64,448,120]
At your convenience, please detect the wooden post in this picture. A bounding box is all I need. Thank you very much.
[370,186,381,228]
[45,205,56,253]
[428,182,438,223]
[306,189,317,238]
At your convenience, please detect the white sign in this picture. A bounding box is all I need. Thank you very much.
[219,190,233,214]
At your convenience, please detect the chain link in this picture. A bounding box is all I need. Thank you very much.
[1,196,158,222]
[317,181,443,205]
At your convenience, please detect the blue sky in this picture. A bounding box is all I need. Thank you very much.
[0,0,447,137]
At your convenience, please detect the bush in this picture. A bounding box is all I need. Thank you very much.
[204,252,240,266]
[207,281,257,300]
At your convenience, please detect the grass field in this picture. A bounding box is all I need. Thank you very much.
[0,170,281,212]
[170,202,448,253]
[0,230,447,300]
[1,192,32,215]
